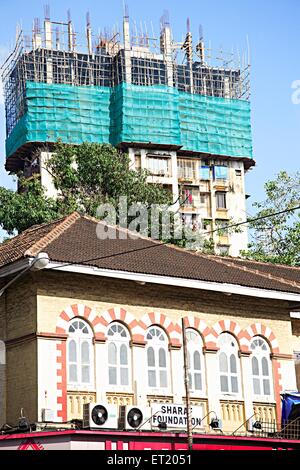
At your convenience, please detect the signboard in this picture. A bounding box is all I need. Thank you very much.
[151,403,204,430]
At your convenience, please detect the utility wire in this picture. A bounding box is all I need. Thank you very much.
[206,204,300,235]
[49,204,300,271]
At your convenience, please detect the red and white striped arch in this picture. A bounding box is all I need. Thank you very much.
[245,323,280,354]
[94,307,145,343]
[56,304,98,335]
[140,312,182,347]
[183,316,210,343]
[208,319,249,352]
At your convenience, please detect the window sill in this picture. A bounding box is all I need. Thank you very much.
[220,394,244,401]
[253,397,276,404]
[189,392,207,399]
[67,386,96,392]
[105,387,134,393]
[147,388,171,395]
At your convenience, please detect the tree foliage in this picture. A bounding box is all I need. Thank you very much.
[0,177,63,235]
[47,142,171,214]
[0,143,208,248]
[244,171,300,266]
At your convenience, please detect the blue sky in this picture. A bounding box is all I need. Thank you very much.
[0,0,299,224]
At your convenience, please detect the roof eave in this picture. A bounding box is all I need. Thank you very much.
[1,258,299,303]
[45,261,300,303]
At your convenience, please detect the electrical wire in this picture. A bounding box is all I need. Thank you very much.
[49,204,300,271]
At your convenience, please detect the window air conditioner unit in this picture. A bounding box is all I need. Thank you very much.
[119,406,152,431]
[83,403,118,430]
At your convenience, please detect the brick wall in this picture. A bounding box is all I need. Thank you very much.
[6,340,37,425]
[36,271,293,354]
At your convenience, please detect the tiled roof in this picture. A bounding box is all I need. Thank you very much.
[0,212,299,295]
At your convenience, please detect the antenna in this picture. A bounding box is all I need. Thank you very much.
[44,4,50,21]
[67,8,71,23]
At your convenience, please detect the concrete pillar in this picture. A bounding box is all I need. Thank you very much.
[123,16,131,84]
[68,21,74,52]
[170,151,179,209]
[87,24,92,56]
[161,26,173,87]
[44,19,52,49]
[209,172,217,248]
[33,32,42,49]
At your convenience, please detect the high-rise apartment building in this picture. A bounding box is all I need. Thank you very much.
[1,10,254,256]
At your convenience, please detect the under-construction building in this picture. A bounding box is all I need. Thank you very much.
[1,9,254,256]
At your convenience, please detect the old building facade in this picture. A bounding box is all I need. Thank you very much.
[0,213,300,434]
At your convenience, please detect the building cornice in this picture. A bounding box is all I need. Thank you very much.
[45,262,300,303]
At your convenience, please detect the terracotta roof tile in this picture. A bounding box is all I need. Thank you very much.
[0,212,79,268]
[0,212,299,295]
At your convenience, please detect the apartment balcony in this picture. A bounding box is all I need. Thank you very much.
[214,179,228,191]
[217,235,230,246]
[215,208,230,219]
[146,171,173,185]
[178,174,195,184]
[177,161,197,184]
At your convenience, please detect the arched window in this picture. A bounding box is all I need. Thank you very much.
[146,327,168,390]
[217,333,240,395]
[186,329,204,393]
[67,319,94,388]
[251,337,273,398]
[107,323,131,387]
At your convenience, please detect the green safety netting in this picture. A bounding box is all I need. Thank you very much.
[6,81,252,159]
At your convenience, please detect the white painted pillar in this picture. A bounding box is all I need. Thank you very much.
[161,26,173,87]
[37,338,60,421]
[95,341,107,402]
[132,344,147,406]
[170,347,184,402]
[128,148,135,169]
[205,350,221,418]
[140,149,147,170]
[240,352,254,422]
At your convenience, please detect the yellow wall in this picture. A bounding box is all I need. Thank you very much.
[1,269,298,428]
[6,340,37,425]
[36,271,293,355]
